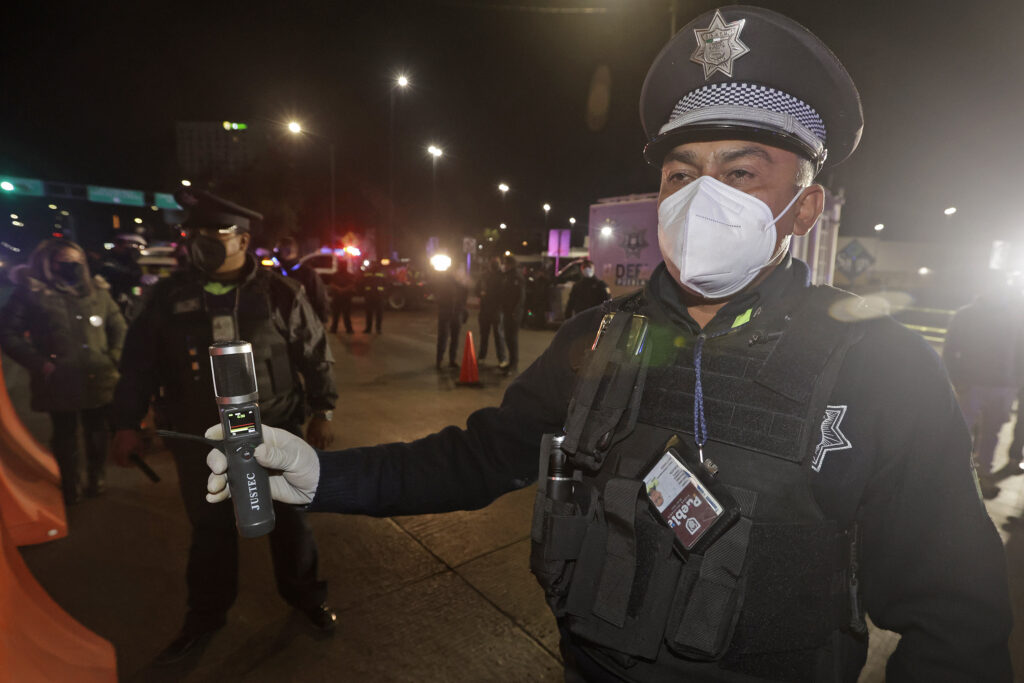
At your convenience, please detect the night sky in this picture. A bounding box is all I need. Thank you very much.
[2,0,1022,253]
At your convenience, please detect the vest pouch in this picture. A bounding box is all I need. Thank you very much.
[664,514,753,660]
[726,522,839,657]
[529,487,594,617]
[563,480,682,661]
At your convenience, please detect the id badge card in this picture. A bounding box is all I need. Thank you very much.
[211,314,237,342]
[643,449,726,552]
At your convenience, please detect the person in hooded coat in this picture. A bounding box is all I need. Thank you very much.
[0,238,126,503]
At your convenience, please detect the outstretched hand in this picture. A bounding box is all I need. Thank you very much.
[205,424,321,505]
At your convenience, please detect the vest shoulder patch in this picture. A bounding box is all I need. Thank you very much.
[812,405,852,473]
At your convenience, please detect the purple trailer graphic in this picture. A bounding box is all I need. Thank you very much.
[588,193,660,298]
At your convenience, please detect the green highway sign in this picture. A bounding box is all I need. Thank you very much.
[0,176,45,197]
[153,192,182,210]
[87,185,146,207]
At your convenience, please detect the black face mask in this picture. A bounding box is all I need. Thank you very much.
[189,236,228,274]
[53,261,85,284]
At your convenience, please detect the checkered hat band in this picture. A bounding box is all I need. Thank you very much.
[666,82,826,142]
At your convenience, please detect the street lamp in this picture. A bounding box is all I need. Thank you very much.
[944,207,957,216]
[499,223,507,230]
[543,202,551,228]
[287,120,337,241]
[874,223,884,232]
[180,179,192,187]
[388,74,411,258]
[498,183,509,194]
[427,144,443,221]
[569,217,576,225]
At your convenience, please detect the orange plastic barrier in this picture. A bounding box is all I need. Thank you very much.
[0,354,59,484]
[0,516,117,682]
[457,331,481,387]
[0,354,67,545]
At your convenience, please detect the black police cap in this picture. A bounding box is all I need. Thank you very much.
[174,188,263,233]
[640,5,862,172]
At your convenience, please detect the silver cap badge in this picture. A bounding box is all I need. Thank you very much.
[690,10,750,79]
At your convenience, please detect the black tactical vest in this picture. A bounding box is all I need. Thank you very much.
[148,266,304,433]
[531,285,867,682]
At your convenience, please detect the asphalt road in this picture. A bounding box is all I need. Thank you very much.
[8,308,1024,681]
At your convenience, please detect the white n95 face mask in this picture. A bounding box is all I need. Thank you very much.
[657,176,803,299]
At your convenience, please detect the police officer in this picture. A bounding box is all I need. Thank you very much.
[94,232,145,318]
[433,263,469,370]
[476,256,507,365]
[563,258,611,319]
[498,254,525,374]
[361,263,386,334]
[206,7,1012,681]
[328,264,357,335]
[942,281,1024,497]
[111,189,339,664]
[273,236,331,323]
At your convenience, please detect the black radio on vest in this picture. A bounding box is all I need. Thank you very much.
[209,341,276,538]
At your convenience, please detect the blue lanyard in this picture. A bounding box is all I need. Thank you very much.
[692,329,730,462]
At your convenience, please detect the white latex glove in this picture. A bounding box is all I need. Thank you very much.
[205,424,321,505]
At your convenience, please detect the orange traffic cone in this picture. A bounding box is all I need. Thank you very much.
[457,331,482,387]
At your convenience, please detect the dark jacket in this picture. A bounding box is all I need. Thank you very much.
[113,255,337,434]
[942,295,1024,390]
[278,261,330,324]
[309,258,1012,682]
[563,275,611,318]
[434,273,468,322]
[499,268,526,317]
[0,265,126,412]
[361,269,387,303]
[477,269,504,315]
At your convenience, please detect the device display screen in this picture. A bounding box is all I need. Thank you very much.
[226,407,257,437]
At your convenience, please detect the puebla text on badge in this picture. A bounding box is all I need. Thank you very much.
[644,450,724,550]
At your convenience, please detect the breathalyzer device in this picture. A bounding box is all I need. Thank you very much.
[209,341,275,538]
[159,341,275,538]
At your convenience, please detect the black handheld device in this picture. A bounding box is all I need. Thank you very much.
[158,341,276,538]
[209,341,275,538]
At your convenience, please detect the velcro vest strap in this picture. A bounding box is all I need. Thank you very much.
[564,313,650,469]
[591,478,644,627]
[673,515,753,654]
[756,287,861,403]
[564,313,631,454]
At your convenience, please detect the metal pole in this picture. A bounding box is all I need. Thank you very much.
[388,89,395,259]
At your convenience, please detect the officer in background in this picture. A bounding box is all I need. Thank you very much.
[112,189,339,664]
[207,7,1012,681]
[273,236,330,323]
[361,263,386,334]
[943,280,1024,497]
[476,256,507,365]
[94,232,145,318]
[563,258,611,319]
[498,254,525,374]
[433,262,469,370]
[328,265,357,335]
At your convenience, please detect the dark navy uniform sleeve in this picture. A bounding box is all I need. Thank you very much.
[845,323,1012,681]
[308,308,603,516]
